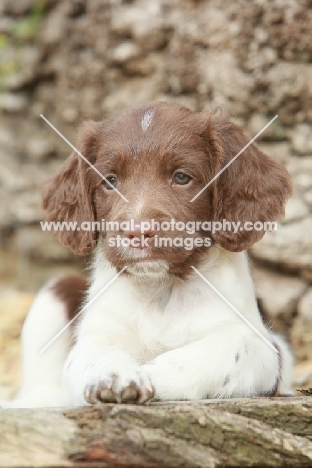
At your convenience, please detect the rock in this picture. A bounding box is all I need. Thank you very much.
[4,46,41,91]
[0,125,18,150]
[123,52,164,77]
[293,361,312,387]
[257,142,291,165]
[291,123,312,155]
[61,107,79,124]
[0,149,63,227]
[198,50,253,117]
[304,188,312,207]
[245,46,277,71]
[110,0,163,46]
[0,41,42,92]
[0,0,312,404]
[250,217,312,274]
[284,195,309,223]
[102,75,166,114]
[12,191,42,224]
[38,1,67,47]
[286,156,312,191]
[12,226,76,263]
[298,288,312,323]
[0,16,14,34]
[265,62,312,125]
[0,248,16,284]
[25,136,55,161]
[293,173,312,191]
[111,41,140,64]
[251,266,307,334]
[0,152,31,192]
[167,32,201,95]
[157,94,197,111]
[248,114,288,142]
[0,289,32,338]
[0,93,27,112]
[0,239,83,293]
[0,0,35,16]
[292,289,312,362]
[292,320,312,362]
[0,288,33,399]
[0,399,312,467]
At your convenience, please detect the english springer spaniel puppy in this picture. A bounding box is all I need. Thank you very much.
[5,102,293,407]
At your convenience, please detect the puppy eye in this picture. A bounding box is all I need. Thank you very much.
[173,172,191,185]
[103,175,118,190]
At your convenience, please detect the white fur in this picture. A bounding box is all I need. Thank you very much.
[1,281,69,408]
[3,245,293,408]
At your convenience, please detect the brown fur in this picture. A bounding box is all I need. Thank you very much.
[51,276,88,322]
[207,110,292,251]
[42,102,292,277]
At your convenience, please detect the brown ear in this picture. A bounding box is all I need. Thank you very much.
[204,110,292,251]
[42,121,102,255]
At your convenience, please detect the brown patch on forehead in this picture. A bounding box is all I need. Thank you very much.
[98,102,204,156]
[93,102,210,187]
[110,101,194,128]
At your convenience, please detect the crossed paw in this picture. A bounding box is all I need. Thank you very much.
[84,367,155,404]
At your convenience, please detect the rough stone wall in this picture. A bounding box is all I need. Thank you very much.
[0,0,311,397]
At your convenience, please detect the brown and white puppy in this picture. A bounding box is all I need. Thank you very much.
[5,102,293,407]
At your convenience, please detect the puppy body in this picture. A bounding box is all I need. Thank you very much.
[64,244,292,406]
[11,245,293,408]
[3,102,294,407]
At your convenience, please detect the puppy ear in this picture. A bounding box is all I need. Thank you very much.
[203,110,292,251]
[42,121,102,255]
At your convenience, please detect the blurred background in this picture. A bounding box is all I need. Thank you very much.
[0,0,311,400]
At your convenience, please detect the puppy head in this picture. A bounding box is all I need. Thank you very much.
[42,102,292,276]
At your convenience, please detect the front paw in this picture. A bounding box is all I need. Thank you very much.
[84,367,155,404]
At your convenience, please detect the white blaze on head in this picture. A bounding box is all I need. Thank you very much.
[141,109,154,131]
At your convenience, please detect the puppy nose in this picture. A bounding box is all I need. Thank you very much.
[123,220,156,240]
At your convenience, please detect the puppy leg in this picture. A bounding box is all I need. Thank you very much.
[142,322,293,400]
[1,282,69,408]
[63,342,154,406]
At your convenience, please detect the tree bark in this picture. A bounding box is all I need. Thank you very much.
[0,396,311,467]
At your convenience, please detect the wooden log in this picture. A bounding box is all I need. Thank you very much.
[0,396,311,467]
